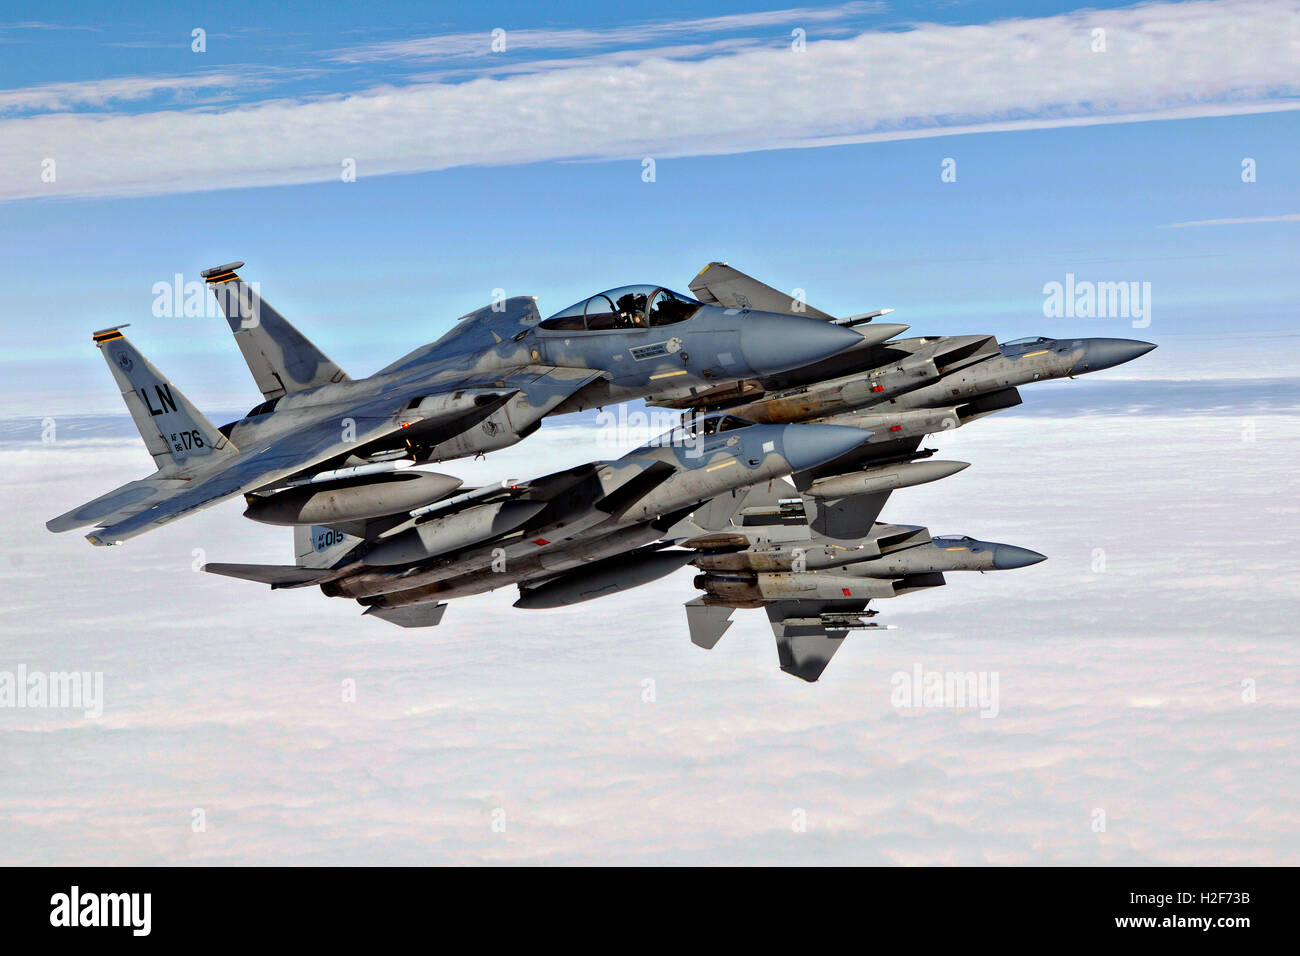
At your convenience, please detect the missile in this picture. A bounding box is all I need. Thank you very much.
[245,470,463,526]
[282,459,415,487]
[513,548,696,609]
[804,459,969,498]
[831,307,894,327]
[821,405,964,441]
[362,499,546,567]
[408,478,520,519]
[694,571,897,604]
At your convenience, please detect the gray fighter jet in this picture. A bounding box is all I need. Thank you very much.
[46,263,866,546]
[661,262,1156,540]
[204,413,872,628]
[681,478,1045,681]
[628,262,1154,679]
[53,258,1154,685]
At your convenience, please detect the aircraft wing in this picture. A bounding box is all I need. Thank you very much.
[67,364,603,546]
[46,476,195,534]
[689,262,835,319]
[77,397,423,545]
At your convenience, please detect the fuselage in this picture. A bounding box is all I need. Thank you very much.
[324,417,869,605]
[216,291,866,470]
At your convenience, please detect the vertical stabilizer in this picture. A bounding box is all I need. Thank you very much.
[293,524,363,569]
[202,261,349,400]
[93,326,237,474]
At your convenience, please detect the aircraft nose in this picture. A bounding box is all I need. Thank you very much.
[1076,338,1156,373]
[992,544,1048,570]
[740,313,864,375]
[780,424,872,473]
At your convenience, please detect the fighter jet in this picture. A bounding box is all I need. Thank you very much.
[46,263,866,546]
[203,414,872,629]
[660,262,1156,540]
[681,478,1046,681]
[644,262,1153,678]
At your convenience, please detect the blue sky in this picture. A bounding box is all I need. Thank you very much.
[1,0,1297,414]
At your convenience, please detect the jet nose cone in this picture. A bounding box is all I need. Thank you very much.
[1077,338,1157,373]
[780,424,872,473]
[992,545,1048,570]
[740,313,864,375]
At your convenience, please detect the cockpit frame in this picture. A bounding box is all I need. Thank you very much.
[538,285,704,333]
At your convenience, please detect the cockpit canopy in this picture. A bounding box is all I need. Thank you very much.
[1004,336,1054,346]
[541,285,704,332]
[661,413,756,446]
[682,413,754,436]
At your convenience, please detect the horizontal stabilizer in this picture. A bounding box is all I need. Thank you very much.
[362,602,448,628]
[689,262,834,320]
[47,476,191,534]
[686,597,734,649]
[203,563,331,587]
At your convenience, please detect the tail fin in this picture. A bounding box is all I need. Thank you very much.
[93,326,237,474]
[293,524,363,569]
[202,261,349,400]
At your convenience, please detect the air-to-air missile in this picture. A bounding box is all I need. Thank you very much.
[205,414,871,626]
[48,267,868,546]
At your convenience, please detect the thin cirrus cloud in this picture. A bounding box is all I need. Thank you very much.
[0,0,1297,202]
[1159,213,1300,227]
[327,2,883,63]
[0,72,272,114]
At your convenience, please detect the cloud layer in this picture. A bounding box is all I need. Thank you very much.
[1,0,1297,200]
[3,410,1298,864]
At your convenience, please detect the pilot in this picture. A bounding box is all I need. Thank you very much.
[614,292,648,329]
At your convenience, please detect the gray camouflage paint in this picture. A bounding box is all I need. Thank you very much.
[48,265,865,545]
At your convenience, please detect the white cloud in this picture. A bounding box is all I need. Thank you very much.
[329,3,882,63]
[1,410,1298,864]
[1160,213,1300,228]
[0,73,270,114]
[1,0,1297,201]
